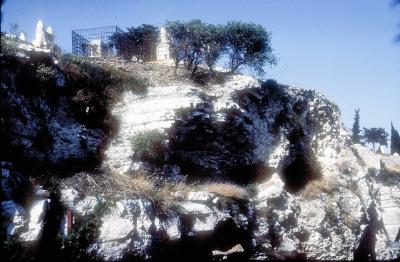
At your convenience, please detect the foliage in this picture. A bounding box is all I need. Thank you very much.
[166,20,209,76]
[224,20,277,75]
[1,37,18,56]
[36,63,57,82]
[111,24,158,61]
[363,127,388,151]
[60,215,98,261]
[131,130,166,164]
[60,54,148,127]
[203,24,226,72]
[391,122,400,154]
[166,19,277,77]
[351,108,362,144]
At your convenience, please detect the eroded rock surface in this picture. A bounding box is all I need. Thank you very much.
[1,53,399,260]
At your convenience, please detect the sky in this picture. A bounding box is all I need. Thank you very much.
[2,0,400,137]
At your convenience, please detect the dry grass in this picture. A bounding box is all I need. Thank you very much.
[62,171,195,212]
[384,162,400,174]
[301,176,340,199]
[201,182,249,200]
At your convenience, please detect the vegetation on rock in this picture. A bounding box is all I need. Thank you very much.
[351,108,362,144]
[391,123,400,154]
[363,127,388,152]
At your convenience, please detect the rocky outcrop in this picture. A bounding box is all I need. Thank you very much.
[1,51,399,260]
[59,189,252,261]
[0,49,106,172]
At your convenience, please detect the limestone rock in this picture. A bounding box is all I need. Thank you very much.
[1,200,27,239]
[19,199,50,242]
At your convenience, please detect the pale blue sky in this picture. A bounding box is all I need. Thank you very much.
[2,0,399,134]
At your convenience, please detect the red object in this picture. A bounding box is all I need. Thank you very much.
[66,209,73,235]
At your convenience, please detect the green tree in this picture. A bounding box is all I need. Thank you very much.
[351,109,362,144]
[224,21,277,75]
[183,19,209,77]
[363,127,388,152]
[391,123,400,154]
[165,20,190,75]
[203,24,225,72]
[167,20,277,77]
[111,24,158,61]
[167,20,211,77]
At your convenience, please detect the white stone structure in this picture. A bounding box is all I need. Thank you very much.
[156,27,172,63]
[32,20,55,49]
[18,32,26,41]
[32,20,47,48]
[89,39,102,57]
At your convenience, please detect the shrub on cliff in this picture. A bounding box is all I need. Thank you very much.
[60,54,149,127]
[131,130,167,164]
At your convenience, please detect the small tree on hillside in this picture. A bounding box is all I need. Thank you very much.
[391,123,400,154]
[167,20,217,77]
[363,127,388,152]
[351,109,362,144]
[166,20,191,75]
[224,21,277,75]
[111,24,158,61]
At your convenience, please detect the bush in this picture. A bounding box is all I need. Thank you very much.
[36,63,57,82]
[131,130,167,164]
[60,54,148,128]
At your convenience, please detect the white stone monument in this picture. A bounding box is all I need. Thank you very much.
[156,27,172,63]
[32,20,47,48]
[18,32,26,41]
[46,26,54,44]
[89,39,102,57]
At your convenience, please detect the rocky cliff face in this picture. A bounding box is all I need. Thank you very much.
[1,49,399,261]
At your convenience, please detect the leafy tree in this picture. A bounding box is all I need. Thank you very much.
[224,21,277,75]
[391,122,400,154]
[363,127,388,152]
[351,109,362,144]
[111,24,158,61]
[182,19,208,76]
[203,24,225,72]
[166,20,190,75]
[128,24,158,61]
[167,19,277,77]
[166,20,211,77]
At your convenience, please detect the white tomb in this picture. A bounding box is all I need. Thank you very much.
[156,27,172,63]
